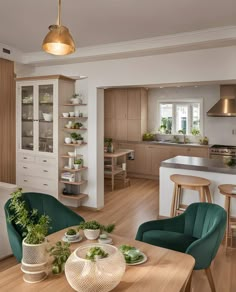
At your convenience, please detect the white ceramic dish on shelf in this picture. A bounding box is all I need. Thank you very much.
[42,113,53,121]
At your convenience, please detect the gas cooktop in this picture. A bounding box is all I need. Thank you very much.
[211,144,236,149]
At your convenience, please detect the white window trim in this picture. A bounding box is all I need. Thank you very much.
[157,98,204,135]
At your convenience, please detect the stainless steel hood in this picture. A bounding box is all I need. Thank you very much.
[207,85,236,117]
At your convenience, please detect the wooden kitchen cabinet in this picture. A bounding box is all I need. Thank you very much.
[104,88,147,141]
[115,89,127,119]
[117,143,209,178]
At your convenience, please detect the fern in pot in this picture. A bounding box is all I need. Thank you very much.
[9,189,51,282]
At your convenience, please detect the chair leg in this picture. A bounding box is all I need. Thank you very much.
[205,186,212,203]
[170,183,177,217]
[205,267,216,292]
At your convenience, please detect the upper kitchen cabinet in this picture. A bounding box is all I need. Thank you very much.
[104,88,147,141]
[17,79,57,155]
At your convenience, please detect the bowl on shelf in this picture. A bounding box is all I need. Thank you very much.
[62,113,69,118]
[43,113,53,121]
[69,112,75,117]
[68,151,75,157]
[65,137,72,144]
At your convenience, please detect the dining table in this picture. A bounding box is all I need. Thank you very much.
[0,228,195,292]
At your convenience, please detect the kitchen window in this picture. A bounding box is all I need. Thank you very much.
[158,99,203,135]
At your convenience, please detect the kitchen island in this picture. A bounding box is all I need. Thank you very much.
[159,156,236,217]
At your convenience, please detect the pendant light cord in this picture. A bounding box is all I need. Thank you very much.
[57,0,61,26]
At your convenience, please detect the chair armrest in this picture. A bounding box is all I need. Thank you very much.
[185,226,225,270]
[135,214,186,241]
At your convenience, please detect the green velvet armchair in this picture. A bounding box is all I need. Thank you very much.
[136,202,226,292]
[4,192,85,262]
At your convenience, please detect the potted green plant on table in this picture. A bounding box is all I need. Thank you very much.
[9,189,51,283]
[104,138,113,153]
[77,220,115,240]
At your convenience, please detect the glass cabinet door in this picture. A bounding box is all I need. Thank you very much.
[21,86,34,151]
[38,84,54,153]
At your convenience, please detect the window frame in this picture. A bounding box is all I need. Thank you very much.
[157,98,204,135]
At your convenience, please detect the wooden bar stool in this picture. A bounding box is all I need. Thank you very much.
[170,174,212,217]
[218,184,236,248]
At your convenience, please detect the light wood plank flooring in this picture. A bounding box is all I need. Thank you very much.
[1,178,236,291]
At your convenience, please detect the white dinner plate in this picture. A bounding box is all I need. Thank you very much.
[62,235,83,243]
[126,252,147,266]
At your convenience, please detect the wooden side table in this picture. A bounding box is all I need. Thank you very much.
[170,174,212,217]
[218,184,236,248]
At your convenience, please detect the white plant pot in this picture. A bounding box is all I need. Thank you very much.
[83,229,100,240]
[21,238,48,283]
[74,164,79,170]
[77,140,83,145]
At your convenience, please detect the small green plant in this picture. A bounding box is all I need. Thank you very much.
[86,246,108,261]
[74,158,83,165]
[142,132,155,141]
[77,220,115,233]
[77,134,84,141]
[191,128,200,136]
[178,129,186,135]
[66,228,76,235]
[71,93,80,99]
[74,122,83,129]
[9,189,51,244]
[70,132,78,140]
[49,241,71,274]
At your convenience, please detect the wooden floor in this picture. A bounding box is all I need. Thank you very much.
[1,178,236,291]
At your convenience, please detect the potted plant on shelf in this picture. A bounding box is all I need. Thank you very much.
[104,138,113,153]
[8,188,51,283]
[48,241,71,275]
[74,158,83,170]
[70,132,78,144]
[70,94,80,104]
[74,122,83,129]
[76,134,84,145]
[77,220,115,240]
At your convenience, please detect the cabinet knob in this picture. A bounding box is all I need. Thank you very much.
[23,179,28,182]
[23,166,28,169]
[23,157,28,160]
[43,183,48,186]
[43,160,47,162]
[43,170,48,173]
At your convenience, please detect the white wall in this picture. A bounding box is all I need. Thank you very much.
[15,45,236,208]
[148,85,236,145]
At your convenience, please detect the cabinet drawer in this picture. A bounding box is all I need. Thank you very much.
[17,175,56,192]
[36,157,56,166]
[17,163,55,179]
[18,153,35,162]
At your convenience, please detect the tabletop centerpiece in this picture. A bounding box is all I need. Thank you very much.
[65,243,126,292]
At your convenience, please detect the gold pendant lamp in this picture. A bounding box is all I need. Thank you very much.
[42,0,76,55]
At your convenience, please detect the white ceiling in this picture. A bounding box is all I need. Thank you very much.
[1,0,236,53]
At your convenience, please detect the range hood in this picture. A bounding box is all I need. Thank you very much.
[207,85,236,117]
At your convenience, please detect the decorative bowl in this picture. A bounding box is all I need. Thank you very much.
[65,232,79,241]
[65,243,126,292]
[43,113,53,122]
[62,113,69,118]
[68,151,75,157]
[84,229,100,240]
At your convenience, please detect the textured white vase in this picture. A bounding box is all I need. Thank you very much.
[21,239,48,283]
[65,243,126,292]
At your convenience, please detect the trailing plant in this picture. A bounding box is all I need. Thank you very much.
[9,189,51,244]
[77,220,115,233]
[49,241,71,274]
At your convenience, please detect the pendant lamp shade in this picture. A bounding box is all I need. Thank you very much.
[42,0,76,56]
[42,25,75,55]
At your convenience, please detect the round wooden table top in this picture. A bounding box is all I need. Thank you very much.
[218,184,236,196]
[170,174,211,187]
